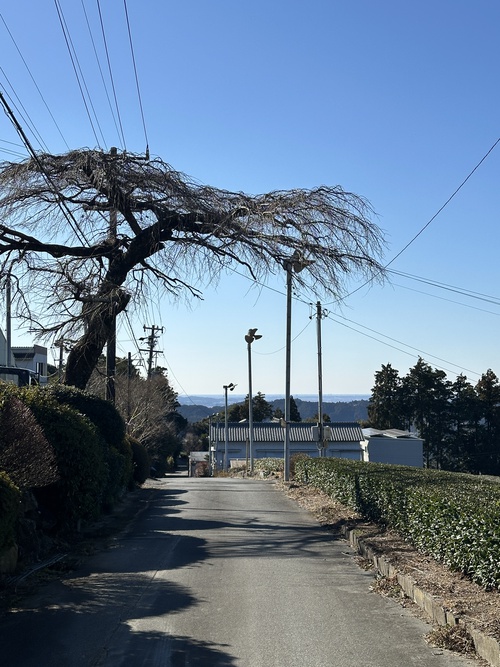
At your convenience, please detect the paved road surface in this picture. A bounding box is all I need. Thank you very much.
[0,476,477,666]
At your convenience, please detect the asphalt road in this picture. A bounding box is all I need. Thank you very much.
[0,475,477,667]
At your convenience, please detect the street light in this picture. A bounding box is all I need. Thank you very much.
[223,382,237,471]
[245,328,262,473]
[283,251,313,481]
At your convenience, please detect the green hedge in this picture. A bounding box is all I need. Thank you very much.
[21,388,107,527]
[0,471,20,551]
[44,385,134,507]
[294,458,500,590]
[128,436,150,485]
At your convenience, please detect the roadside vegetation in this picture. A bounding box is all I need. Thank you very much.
[0,373,185,576]
[293,456,500,590]
[369,358,500,475]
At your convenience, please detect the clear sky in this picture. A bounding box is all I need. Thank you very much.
[0,1,499,401]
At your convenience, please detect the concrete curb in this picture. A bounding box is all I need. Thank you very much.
[342,525,500,667]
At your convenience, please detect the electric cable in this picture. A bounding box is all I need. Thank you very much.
[53,0,105,148]
[123,0,149,153]
[325,136,500,306]
[0,71,51,153]
[388,269,500,306]
[327,310,481,378]
[0,11,70,151]
[96,0,127,149]
[80,0,123,145]
[391,282,500,317]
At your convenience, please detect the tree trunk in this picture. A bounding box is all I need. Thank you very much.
[63,289,130,390]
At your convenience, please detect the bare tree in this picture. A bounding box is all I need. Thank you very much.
[0,149,386,389]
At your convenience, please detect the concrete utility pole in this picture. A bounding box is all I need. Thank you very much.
[140,325,164,378]
[223,382,236,471]
[245,328,262,473]
[283,251,312,481]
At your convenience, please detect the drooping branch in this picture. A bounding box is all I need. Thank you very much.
[0,148,387,389]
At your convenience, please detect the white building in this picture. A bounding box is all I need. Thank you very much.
[362,428,423,467]
[0,329,48,386]
[210,422,365,468]
[11,345,48,382]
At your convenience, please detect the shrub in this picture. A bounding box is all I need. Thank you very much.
[45,385,133,508]
[290,452,310,480]
[46,385,126,449]
[21,388,107,528]
[194,461,210,477]
[128,436,150,485]
[0,391,59,489]
[0,471,20,551]
[295,457,500,589]
[254,458,283,477]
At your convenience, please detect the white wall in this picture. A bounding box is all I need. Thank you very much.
[365,437,423,467]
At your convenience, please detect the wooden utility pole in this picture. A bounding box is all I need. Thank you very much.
[5,275,11,366]
[106,147,118,404]
[140,325,164,378]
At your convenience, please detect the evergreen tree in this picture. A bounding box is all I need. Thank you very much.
[290,396,302,422]
[400,358,451,468]
[447,375,480,472]
[227,392,273,422]
[475,369,500,474]
[368,363,403,429]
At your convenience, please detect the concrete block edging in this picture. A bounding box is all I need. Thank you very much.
[341,526,500,667]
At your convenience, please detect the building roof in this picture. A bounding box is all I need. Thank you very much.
[363,428,421,440]
[211,422,364,443]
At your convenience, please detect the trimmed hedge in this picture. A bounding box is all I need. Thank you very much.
[21,388,107,527]
[44,385,134,507]
[294,457,500,590]
[0,471,20,551]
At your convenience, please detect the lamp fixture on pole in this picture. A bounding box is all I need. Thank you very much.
[245,328,262,473]
[223,382,237,471]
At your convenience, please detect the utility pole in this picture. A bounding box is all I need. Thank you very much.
[106,147,118,404]
[127,351,132,432]
[54,339,67,382]
[315,301,328,456]
[5,275,11,366]
[140,325,164,378]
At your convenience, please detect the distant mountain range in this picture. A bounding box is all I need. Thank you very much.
[177,396,370,424]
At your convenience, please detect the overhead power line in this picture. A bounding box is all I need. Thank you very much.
[96,0,127,149]
[80,0,123,145]
[0,12,70,150]
[386,136,500,270]
[54,0,106,148]
[328,136,500,306]
[388,269,500,307]
[0,90,91,247]
[123,0,149,154]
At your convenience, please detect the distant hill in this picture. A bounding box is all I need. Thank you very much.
[177,398,369,424]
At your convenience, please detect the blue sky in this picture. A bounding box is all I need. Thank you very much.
[0,1,499,399]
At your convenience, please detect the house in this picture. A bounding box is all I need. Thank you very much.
[11,345,48,383]
[362,428,423,467]
[210,421,365,469]
[0,330,48,386]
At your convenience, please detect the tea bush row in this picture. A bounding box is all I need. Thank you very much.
[294,457,500,589]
